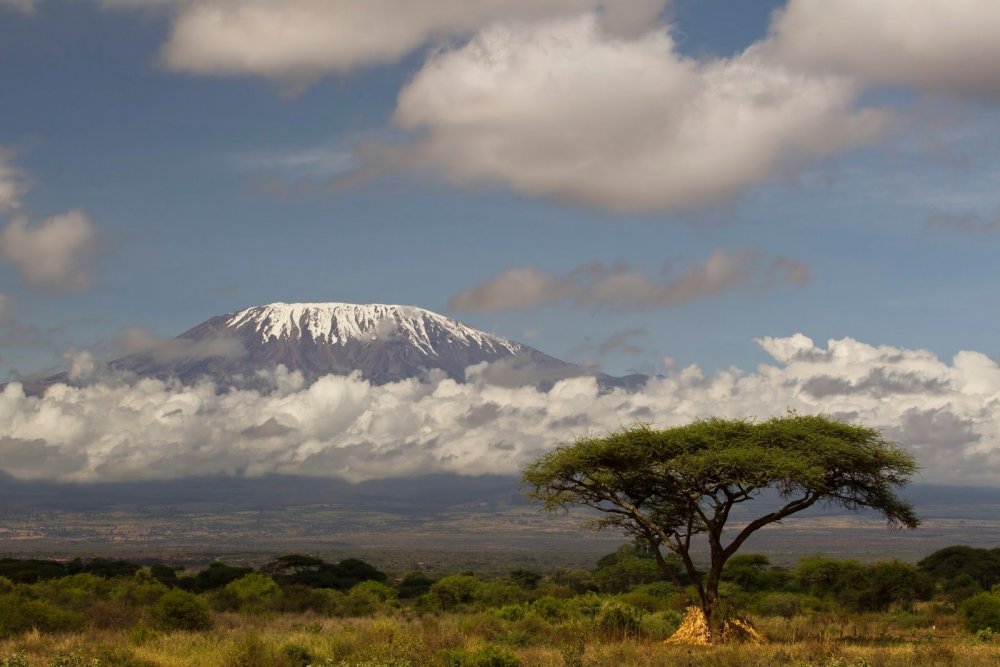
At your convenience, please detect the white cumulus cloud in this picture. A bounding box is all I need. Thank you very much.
[113,0,668,85]
[766,0,1000,97]
[386,14,887,213]
[0,210,99,293]
[1,334,999,486]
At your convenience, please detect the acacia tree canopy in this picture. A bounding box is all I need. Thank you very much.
[522,414,919,630]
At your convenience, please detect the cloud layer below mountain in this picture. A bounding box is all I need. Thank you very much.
[1,333,997,485]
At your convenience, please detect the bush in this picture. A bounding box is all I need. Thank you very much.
[962,592,1000,633]
[339,587,382,617]
[641,609,684,639]
[441,644,520,667]
[151,590,212,631]
[225,573,280,613]
[596,600,643,639]
[750,592,826,618]
[529,596,570,621]
[494,604,526,622]
[430,575,482,610]
[352,580,397,603]
[0,594,86,638]
[397,571,435,599]
[180,562,253,593]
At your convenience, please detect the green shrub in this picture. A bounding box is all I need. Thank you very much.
[566,593,603,618]
[352,580,397,603]
[151,589,211,631]
[475,582,523,608]
[430,575,481,610]
[596,600,643,639]
[225,573,280,613]
[397,571,435,599]
[750,592,826,618]
[0,578,12,595]
[272,584,336,614]
[440,644,520,667]
[961,592,1000,633]
[494,604,526,622]
[339,587,382,617]
[529,596,569,621]
[641,609,683,639]
[111,574,169,607]
[0,594,87,638]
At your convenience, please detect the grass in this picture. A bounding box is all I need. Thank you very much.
[2,606,998,667]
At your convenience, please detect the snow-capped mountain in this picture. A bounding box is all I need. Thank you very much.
[28,302,644,391]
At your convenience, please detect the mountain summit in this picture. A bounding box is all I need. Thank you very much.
[21,302,645,392]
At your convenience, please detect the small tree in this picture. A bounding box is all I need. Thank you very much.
[522,415,919,636]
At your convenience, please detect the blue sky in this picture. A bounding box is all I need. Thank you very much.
[1,0,998,384]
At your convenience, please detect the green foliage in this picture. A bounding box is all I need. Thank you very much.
[151,589,211,631]
[224,572,281,611]
[430,575,482,610]
[295,558,387,591]
[271,584,336,614]
[67,557,141,580]
[749,592,826,618]
[595,600,643,639]
[0,593,87,638]
[440,644,520,667]
[942,573,984,603]
[397,571,435,599]
[529,596,570,621]
[722,554,789,592]
[962,592,1000,633]
[507,569,541,590]
[919,545,1000,591]
[857,560,933,612]
[149,564,180,588]
[0,559,67,584]
[548,568,596,594]
[179,561,253,593]
[352,580,398,603]
[793,556,867,606]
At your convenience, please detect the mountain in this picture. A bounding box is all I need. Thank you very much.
[24,302,646,392]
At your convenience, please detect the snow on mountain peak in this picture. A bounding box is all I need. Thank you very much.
[225,302,522,356]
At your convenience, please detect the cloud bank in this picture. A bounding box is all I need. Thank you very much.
[449,250,809,313]
[2,334,998,485]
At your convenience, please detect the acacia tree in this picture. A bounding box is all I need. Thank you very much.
[522,415,919,634]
